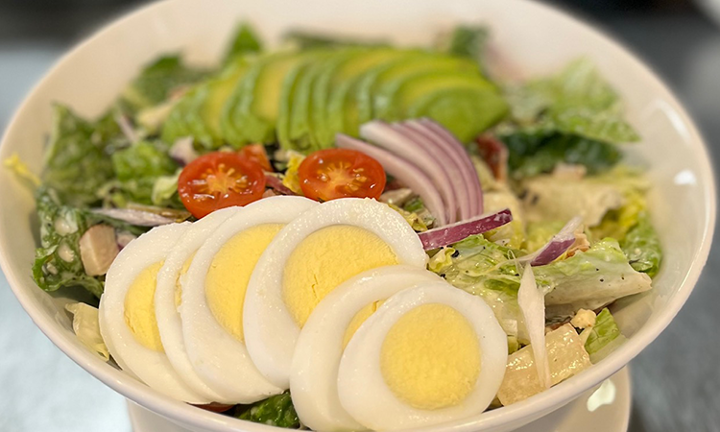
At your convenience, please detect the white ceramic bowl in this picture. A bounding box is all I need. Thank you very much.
[0,0,715,431]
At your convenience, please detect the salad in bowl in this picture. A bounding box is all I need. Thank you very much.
[0,0,713,431]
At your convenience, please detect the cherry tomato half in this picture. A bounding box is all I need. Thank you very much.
[178,151,266,218]
[240,144,273,172]
[297,148,386,202]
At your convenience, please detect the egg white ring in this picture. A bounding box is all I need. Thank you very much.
[337,282,508,431]
[291,265,442,432]
[245,197,428,389]
[155,207,241,403]
[182,196,318,402]
[99,222,211,403]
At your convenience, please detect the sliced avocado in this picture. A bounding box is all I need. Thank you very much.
[358,54,478,126]
[225,52,303,145]
[409,86,508,142]
[161,86,201,144]
[201,58,250,147]
[309,48,364,149]
[184,85,215,148]
[321,48,400,145]
[277,60,310,150]
[285,51,334,152]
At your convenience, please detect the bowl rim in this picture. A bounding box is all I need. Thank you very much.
[0,0,716,431]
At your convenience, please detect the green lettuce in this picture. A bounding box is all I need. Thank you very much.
[500,129,621,180]
[504,59,639,144]
[223,23,263,64]
[32,188,145,297]
[443,25,489,66]
[41,105,118,207]
[621,213,662,278]
[105,141,180,207]
[234,393,299,428]
[122,55,209,111]
[525,220,565,252]
[584,308,621,356]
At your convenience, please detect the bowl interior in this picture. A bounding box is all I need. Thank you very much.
[0,0,714,431]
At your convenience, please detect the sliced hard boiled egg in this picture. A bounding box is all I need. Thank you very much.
[244,197,428,389]
[154,206,240,403]
[337,282,508,431]
[181,196,318,402]
[99,222,211,403]
[291,265,442,432]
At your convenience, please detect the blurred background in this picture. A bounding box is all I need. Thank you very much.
[1,0,719,431]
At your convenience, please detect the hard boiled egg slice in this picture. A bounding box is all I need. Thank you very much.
[154,206,240,403]
[244,197,427,389]
[291,265,442,432]
[337,282,508,431]
[99,222,210,403]
[181,196,317,403]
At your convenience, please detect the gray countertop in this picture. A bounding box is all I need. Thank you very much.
[0,3,719,432]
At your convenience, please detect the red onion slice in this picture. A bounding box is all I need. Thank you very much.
[417,208,512,250]
[417,118,484,215]
[520,216,583,266]
[336,134,448,225]
[360,121,457,224]
[264,174,297,196]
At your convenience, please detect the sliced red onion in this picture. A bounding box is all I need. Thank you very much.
[402,120,476,221]
[265,174,297,196]
[417,208,512,250]
[91,208,175,227]
[416,118,484,215]
[476,134,508,182]
[520,216,583,266]
[114,112,139,144]
[336,134,447,226]
[360,121,457,224]
[169,137,198,166]
[517,263,551,389]
[389,123,462,222]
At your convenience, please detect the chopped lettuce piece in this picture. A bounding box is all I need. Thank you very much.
[621,213,662,277]
[497,324,591,406]
[504,59,639,144]
[42,105,117,207]
[65,302,109,361]
[32,188,105,297]
[539,238,653,315]
[584,308,621,357]
[224,23,262,64]
[483,188,525,249]
[234,392,299,428]
[108,141,180,206]
[442,25,489,66]
[151,170,182,208]
[500,129,621,180]
[122,55,208,111]
[592,188,646,242]
[389,204,428,232]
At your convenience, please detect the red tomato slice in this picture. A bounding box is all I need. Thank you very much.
[178,151,266,218]
[297,148,386,201]
[240,144,273,172]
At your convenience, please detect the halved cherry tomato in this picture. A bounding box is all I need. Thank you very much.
[240,144,273,172]
[178,151,265,218]
[297,148,386,201]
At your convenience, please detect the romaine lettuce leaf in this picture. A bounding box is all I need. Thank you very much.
[500,129,621,180]
[443,25,489,66]
[42,105,117,207]
[483,188,525,249]
[234,392,299,428]
[621,213,662,278]
[107,141,180,206]
[504,59,639,144]
[539,238,652,315]
[122,55,209,111]
[584,308,621,356]
[525,220,565,253]
[223,23,263,65]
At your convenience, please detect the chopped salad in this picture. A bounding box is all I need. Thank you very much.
[9,23,662,429]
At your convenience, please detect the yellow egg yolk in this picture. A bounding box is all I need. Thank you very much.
[124,261,165,352]
[380,303,481,410]
[282,225,399,327]
[342,300,385,349]
[205,224,284,342]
